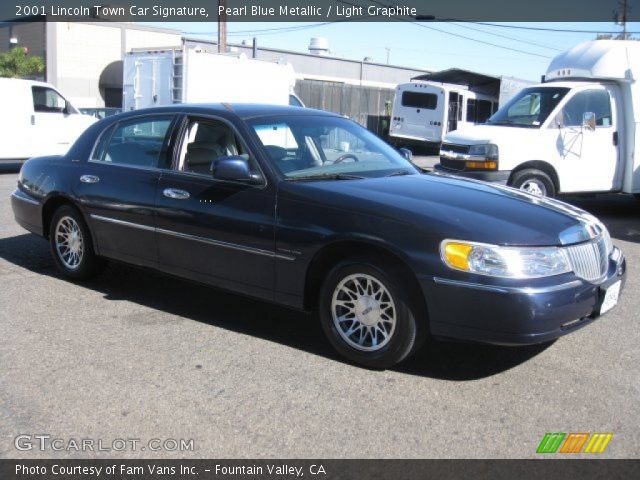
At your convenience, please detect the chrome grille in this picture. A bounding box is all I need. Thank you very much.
[565,237,608,282]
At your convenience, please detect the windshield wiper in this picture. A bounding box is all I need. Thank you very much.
[285,173,365,182]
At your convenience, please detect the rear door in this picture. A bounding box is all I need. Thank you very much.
[391,86,444,142]
[75,113,177,267]
[154,115,277,300]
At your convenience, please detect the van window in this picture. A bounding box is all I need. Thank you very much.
[401,91,437,110]
[32,87,67,113]
[466,99,494,123]
[92,116,173,168]
[561,90,612,127]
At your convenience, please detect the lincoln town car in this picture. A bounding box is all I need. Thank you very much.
[11,105,626,368]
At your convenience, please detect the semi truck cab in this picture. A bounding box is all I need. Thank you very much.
[437,40,640,197]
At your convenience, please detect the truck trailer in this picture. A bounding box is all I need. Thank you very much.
[123,45,302,111]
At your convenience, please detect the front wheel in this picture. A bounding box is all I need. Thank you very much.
[511,169,556,197]
[49,205,105,279]
[318,259,425,369]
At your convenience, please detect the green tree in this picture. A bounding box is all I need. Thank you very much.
[0,47,45,78]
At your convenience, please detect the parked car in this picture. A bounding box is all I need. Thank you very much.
[79,107,122,120]
[0,78,95,162]
[11,104,626,368]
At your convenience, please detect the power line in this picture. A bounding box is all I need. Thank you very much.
[364,0,553,58]
[448,22,562,51]
[473,22,640,34]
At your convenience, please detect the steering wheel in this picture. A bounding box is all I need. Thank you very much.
[264,145,288,161]
[333,153,359,164]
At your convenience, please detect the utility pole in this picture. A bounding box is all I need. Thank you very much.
[614,0,630,40]
[385,47,390,64]
[218,0,227,53]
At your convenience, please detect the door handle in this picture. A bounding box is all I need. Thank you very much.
[80,175,100,184]
[163,188,190,200]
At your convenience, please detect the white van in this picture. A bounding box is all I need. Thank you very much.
[438,40,640,197]
[0,78,95,162]
[389,80,498,146]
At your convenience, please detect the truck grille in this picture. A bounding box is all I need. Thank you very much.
[439,158,465,171]
[440,143,470,154]
[565,237,609,282]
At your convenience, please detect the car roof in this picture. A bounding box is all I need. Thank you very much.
[116,103,340,121]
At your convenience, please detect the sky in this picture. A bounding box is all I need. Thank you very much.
[142,21,640,81]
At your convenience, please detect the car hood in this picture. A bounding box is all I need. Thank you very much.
[279,173,602,247]
[444,124,537,146]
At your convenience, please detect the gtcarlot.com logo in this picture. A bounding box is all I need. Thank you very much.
[537,432,613,454]
[15,434,194,452]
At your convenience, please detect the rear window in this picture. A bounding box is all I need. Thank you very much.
[401,91,437,110]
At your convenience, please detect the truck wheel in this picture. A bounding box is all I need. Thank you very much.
[511,169,556,197]
[318,258,426,369]
[50,205,105,280]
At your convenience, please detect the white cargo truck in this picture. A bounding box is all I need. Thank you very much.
[438,40,640,197]
[389,69,531,146]
[0,78,95,162]
[123,45,302,111]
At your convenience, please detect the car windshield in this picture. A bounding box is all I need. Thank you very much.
[486,86,569,128]
[248,115,418,179]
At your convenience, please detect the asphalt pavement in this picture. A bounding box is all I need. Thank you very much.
[0,170,638,458]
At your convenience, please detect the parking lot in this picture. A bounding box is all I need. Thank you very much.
[0,168,638,459]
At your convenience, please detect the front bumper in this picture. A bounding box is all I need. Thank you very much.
[434,163,511,184]
[420,249,626,345]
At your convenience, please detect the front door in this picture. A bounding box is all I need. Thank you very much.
[447,91,460,132]
[74,114,176,267]
[154,116,277,300]
[556,86,621,193]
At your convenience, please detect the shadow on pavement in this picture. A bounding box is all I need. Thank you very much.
[1,232,555,381]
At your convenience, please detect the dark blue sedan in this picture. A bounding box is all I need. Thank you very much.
[11,104,626,368]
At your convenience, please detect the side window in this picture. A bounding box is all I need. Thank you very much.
[466,99,476,123]
[32,86,66,113]
[91,116,173,168]
[401,91,437,110]
[476,100,493,123]
[178,118,256,176]
[561,90,612,127]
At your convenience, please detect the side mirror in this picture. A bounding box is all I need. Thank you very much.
[211,156,262,184]
[582,111,596,131]
[398,147,413,161]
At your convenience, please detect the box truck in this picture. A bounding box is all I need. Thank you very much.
[389,69,531,146]
[437,40,640,197]
[123,45,302,111]
[0,78,95,162]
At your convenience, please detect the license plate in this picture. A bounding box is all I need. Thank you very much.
[599,280,621,315]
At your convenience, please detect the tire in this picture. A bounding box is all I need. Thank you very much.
[318,258,426,369]
[510,169,556,197]
[49,205,105,280]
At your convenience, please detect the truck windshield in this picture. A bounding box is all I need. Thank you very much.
[486,87,569,128]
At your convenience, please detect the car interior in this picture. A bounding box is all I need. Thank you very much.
[180,121,248,175]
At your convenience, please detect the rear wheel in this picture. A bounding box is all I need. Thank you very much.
[511,169,556,197]
[318,258,425,369]
[49,205,105,279]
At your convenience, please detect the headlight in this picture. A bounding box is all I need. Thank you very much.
[441,240,571,278]
[601,225,613,255]
[468,144,499,160]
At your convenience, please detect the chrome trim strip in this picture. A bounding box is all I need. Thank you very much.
[432,276,583,294]
[11,190,40,206]
[89,214,294,261]
[90,214,155,232]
